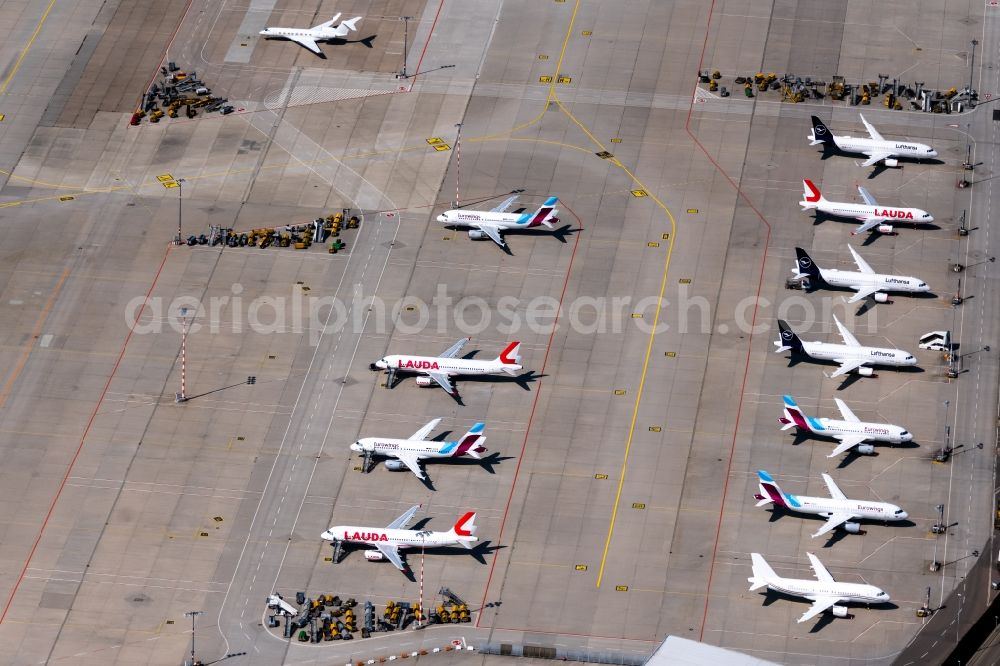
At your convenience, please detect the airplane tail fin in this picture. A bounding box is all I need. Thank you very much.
[793,247,821,282]
[800,179,827,209]
[447,511,478,548]
[809,116,836,149]
[341,16,363,32]
[754,470,795,509]
[497,341,521,374]
[774,320,804,354]
[529,197,559,228]
[748,553,777,592]
[452,422,486,459]
[780,394,811,431]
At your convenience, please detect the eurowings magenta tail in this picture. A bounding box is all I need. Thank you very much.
[528,197,559,228]
[778,395,811,431]
[450,422,486,459]
[753,470,799,510]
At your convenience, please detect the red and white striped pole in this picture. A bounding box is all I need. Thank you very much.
[176,312,188,403]
[454,123,462,208]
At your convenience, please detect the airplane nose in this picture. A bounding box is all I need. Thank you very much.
[350,442,361,452]
[897,511,908,520]
[436,214,447,223]
[321,531,333,541]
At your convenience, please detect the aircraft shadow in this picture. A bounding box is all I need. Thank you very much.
[461,370,545,392]
[417,453,514,490]
[327,35,377,48]
[419,540,504,565]
[503,224,580,245]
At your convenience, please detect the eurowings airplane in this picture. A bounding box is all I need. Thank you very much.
[793,246,929,304]
[754,470,908,538]
[778,394,912,457]
[799,178,934,235]
[371,338,522,396]
[774,316,917,379]
[748,552,890,623]
[808,114,937,168]
[437,196,559,248]
[259,13,362,56]
[320,505,477,571]
[350,420,487,480]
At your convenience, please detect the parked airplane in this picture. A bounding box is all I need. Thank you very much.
[774,316,917,379]
[370,338,522,396]
[260,13,362,55]
[320,505,477,570]
[809,114,937,168]
[799,178,934,235]
[350,420,487,480]
[793,246,929,304]
[748,552,890,623]
[778,394,912,457]
[437,196,559,248]
[754,470,908,537]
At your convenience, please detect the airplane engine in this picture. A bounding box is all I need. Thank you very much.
[855,367,875,377]
[468,230,489,241]
[876,224,894,234]
[856,444,876,455]
[364,550,385,562]
[831,605,849,618]
[872,293,890,303]
[843,521,862,534]
[384,460,409,472]
[883,158,899,168]
[415,376,434,387]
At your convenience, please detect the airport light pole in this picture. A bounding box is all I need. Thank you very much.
[454,123,463,208]
[969,39,979,105]
[184,610,203,666]
[176,306,189,403]
[175,178,186,245]
[416,530,431,627]
[400,16,413,78]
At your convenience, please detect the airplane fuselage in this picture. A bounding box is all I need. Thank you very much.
[792,415,911,444]
[800,340,917,368]
[320,526,466,549]
[260,27,344,40]
[827,134,937,162]
[438,210,542,231]
[351,436,485,460]
[764,577,888,605]
[801,199,933,225]
[769,493,907,523]
[374,355,519,376]
[817,267,928,295]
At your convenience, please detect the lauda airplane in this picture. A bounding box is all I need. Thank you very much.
[320,505,477,571]
[437,196,559,248]
[754,470,908,538]
[793,246,929,304]
[800,178,934,235]
[370,337,522,396]
[350,420,487,480]
[779,394,912,457]
[809,114,937,168]
[748,552,890,623]
[260,13,362,56]
[774,316,917,379]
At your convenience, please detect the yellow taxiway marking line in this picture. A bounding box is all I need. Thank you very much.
[0,0,58,96]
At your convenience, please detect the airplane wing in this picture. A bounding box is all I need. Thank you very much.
[812,512,856,539]
[828,435,867,457]
[313,12,341,29]
[860,114,884,142]
[386,504,420,530]
[374,543,406,570]
[833,398,860,423]
[428,372,455,394]
[832,316,860,347]
[798,596,841,624]
[807,552,836,582]
[847,285,878,304]
[847,245,874,274]
[857,186,878,206]
[440,337,470,359]
[474,224,506,247]
[490,195,519,213]
[860,150,893,168]
[409,418,442,441]
[825,359,865,380]
[852,216,881,235]
[821,472,848,500]
[289,36,323,55]
[394,453,426,480]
